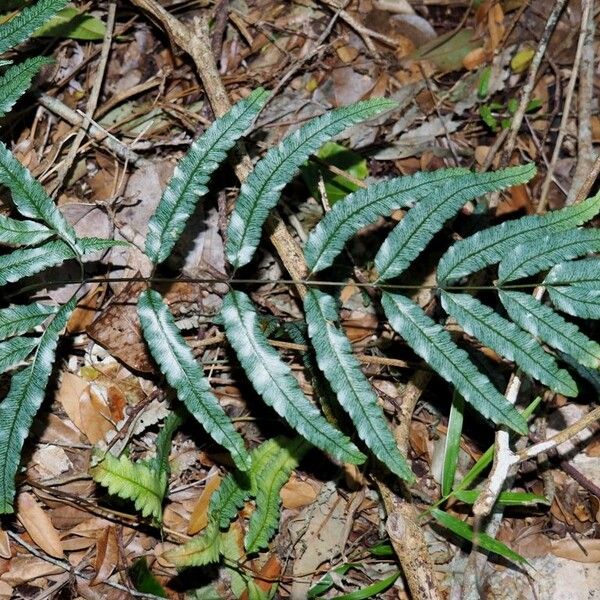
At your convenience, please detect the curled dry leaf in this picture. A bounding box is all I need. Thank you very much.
[91,526,119,585]
[187,473,222,535]
[0,528,10,559]
[551,538,600,563]
[16,492,64,559]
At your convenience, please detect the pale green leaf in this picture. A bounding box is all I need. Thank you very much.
[441,291,577,396]
[438,190,600,284]
[220,290,365,465]
[0,296,75,513]
[32,6,105,40]
[164,520,221,567]
[137,289,251,471]
[0,302,56,340]
[375,164,536,281]
[453,490,548,506]
[245,436,308,552]
[498,229,600,283]
[0,214,53,246]
[381,292,527,433]
[499,291,600,368]
[145,88,269,264]
[304,167,467,273]
[0,141,77,246]
[441,391,464,497]
[76,236,130,253]
[430,508,527,564]
[0,56,52,119]
[90,452,167,521]
[0,0,68,53]
[304,289,412,480]
[226,98,397,269]
[544,258,600,288]
[0,336,38,373]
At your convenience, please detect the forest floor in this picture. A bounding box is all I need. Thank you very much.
[0,0,599,599]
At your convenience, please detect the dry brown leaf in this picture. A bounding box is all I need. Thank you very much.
[79,385,115,444]
[16,493,64,559]
[241,555,282,600]
[0,530,10,560]
[56,372,87,432]
[91,526,119,585]
[281,476,318,509]
[551,538,600,563]
[187,474,222,534]
[0,581,12,598]
[0,556,63,586]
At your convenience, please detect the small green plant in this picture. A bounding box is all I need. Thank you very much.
[1,0,599,577]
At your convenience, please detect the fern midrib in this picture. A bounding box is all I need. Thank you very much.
[386,293,514,422]
[442,201,596,282]
[378,171,527,279]
[228,292,352,455]
[502,292,599,363]
[233,105,377,259]
[150,94,263,251]
[146,295,245,458]
[501,236,600,282]
[313,295,401,466]
[444,293,567,388]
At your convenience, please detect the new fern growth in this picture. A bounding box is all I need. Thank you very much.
[1,1,599,569]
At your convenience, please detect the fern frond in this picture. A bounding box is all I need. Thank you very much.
[304,289,413,480]
[499,291,600,369]
[145,88,269,264]
[0,56,52,119]
[544,258,600,288]
[90,452,167,521]
[245,436,308,553]
[375,165,536,281]
[220,290,366,465]
[137,289,251,471]
[437,191,600,284]
[148,410,183,476]
[0,302,57,341]
[0,297,75,513]
[440,291,577,396]
[304,168,467,273]
[548,286,600,320]
[75,237,130,253]
[164,520,222,567]
[498,229,600,283]
[0,142,77,246]
[381,292,527,433]
[0,214,53,246]
[544,259,600,318]
[0,336,39,373]
[0,240,74,286]
[0,0,68,54]
[226,98,397,269]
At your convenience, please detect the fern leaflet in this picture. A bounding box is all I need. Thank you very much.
[499,291,600,369]
[226,98,397,269]
[0,337,39,373]
[0,296,75,513]
[375,165,535,281]
[381,292,527,433]
[544,259,600,319]
[498,229,600,283]
[304,167,467,273]
[304,289,413,480]
[0,214,53,246]
[0,56,52,119]
[0,302,57,340]
[0,141,77,246]
[90,452,167,521]
[137,289,251,471]
[245,436,308,553]
[0,0,69,54]
[164,520,222,567]
[440,291,577,396]
[220,290,365,465]
[145,88,269,264]
[437,191,600,284]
